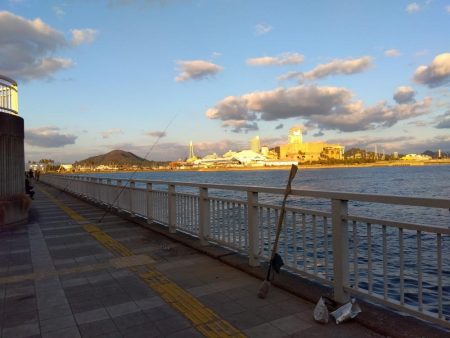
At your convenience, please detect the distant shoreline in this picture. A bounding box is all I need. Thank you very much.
[61,160,450,174]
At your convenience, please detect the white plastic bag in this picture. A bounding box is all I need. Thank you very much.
[330,298,362,324]
[313,297,329,323]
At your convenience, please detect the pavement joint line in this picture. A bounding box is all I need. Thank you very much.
[36,184,246,338]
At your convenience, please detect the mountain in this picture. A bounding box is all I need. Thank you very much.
[74,150,155,166]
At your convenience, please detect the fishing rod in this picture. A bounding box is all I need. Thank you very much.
[96,114,178,224]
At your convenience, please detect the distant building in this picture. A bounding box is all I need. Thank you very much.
[186,141,198,162]
[393,152,399,159]
[288,126,302,144]
[276,126,344,162]
[400,154,431,161]
[250,136,260,153]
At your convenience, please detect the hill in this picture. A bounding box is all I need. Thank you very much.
[74,150,162,167]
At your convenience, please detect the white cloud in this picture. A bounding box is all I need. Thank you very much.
[278,56,373,83]
[221,120,259,133]
[146,131,167,137]
[246,53,304,67]
[446,5,450,13]
[413,52,450,87]
[175,60,223,82]
[384,49,401,57]
[206,85,432,133]
[71,28,98,46]
[393,86,415,104]
[435,110,450,129]
[254,23,272,36]
[53,6,65,18]
[101,128,123,139]
[0,11,96,81]
[25,126,77,148]
[406,2,420,14]
[304,56,373,80]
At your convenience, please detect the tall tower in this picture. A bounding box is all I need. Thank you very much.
[0,74,28,225]
[288,126,302,144]
[374,144,378,160]
[188,141,195,159]
[250,136,260,153]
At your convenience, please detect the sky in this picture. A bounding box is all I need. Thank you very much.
[1,0,449,162]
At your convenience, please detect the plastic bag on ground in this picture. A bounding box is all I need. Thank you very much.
[313,297,329,323]
[330,298,362,324]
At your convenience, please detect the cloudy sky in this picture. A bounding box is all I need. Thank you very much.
[1,0,449,162]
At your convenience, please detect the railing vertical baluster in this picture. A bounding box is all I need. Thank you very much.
[247,191,259,267]
[417,230,423,312]
[107,179,112,205]
[283,211,288,264]
[116,180,122,210]
[233,202,237,247]
[259,207,264,251]
[313,214,317,275]
[367,223,372,295]
[331,199,349,303]
[129,180,135,215]
[383,224,387,300]
[146,183,153,223]
[199,187,209,246]
[399,227,404,305]
[293,213,298,269]
[302,213,306,271]
[221,200,225,241]
[353,221,358,289]
[437,233,443,319]
[168,184,176,233]
[324,216,329,280]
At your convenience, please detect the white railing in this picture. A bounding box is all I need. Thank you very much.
[0,75,18,115]
[41,174,450,328]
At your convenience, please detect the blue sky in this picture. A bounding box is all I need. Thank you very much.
[1,0,449,162]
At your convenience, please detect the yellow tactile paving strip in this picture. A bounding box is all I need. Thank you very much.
[38,185,246,338]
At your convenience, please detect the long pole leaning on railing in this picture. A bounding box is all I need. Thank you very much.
[258,164,298,299]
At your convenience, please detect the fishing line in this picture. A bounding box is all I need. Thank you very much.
[97,113,178,224]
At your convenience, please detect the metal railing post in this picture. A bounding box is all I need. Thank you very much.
[116,180,122,210]
[106,179,111,205]
[129,180,135,215]
[146,183,153,223]
[247,191,260,267]
[199,187,210,246]
[332,198,350,303]
[168,184,176,233]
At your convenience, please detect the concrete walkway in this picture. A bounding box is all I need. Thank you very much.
[0,182,384,338]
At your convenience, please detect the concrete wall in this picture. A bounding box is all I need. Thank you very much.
[0,112,24,197]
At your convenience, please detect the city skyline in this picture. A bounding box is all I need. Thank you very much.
[1,0,449,162]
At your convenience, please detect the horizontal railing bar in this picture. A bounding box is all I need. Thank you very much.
[64,175,450,209]
[257,202,332,218]
[347,214,450,234]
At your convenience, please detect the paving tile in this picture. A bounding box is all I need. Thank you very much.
[38,303,73,320]
[227,311,268,330]
[154,314,192,335]
[40,314,77,333]
[75,308,109,325]
[144,304,178,322]
[41,326,81,338]
[112,310,149,330]
[270,314,314,334]
[166,327,203,338]
[99,292,132,307]
[69,298,104,314]
[120,322,162,338]
[244,322,286,338]
[1,309,38,328]
[1,322,40,338]
[135,296,164,310]
[106,301,140,318]
[78,318,119,338]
